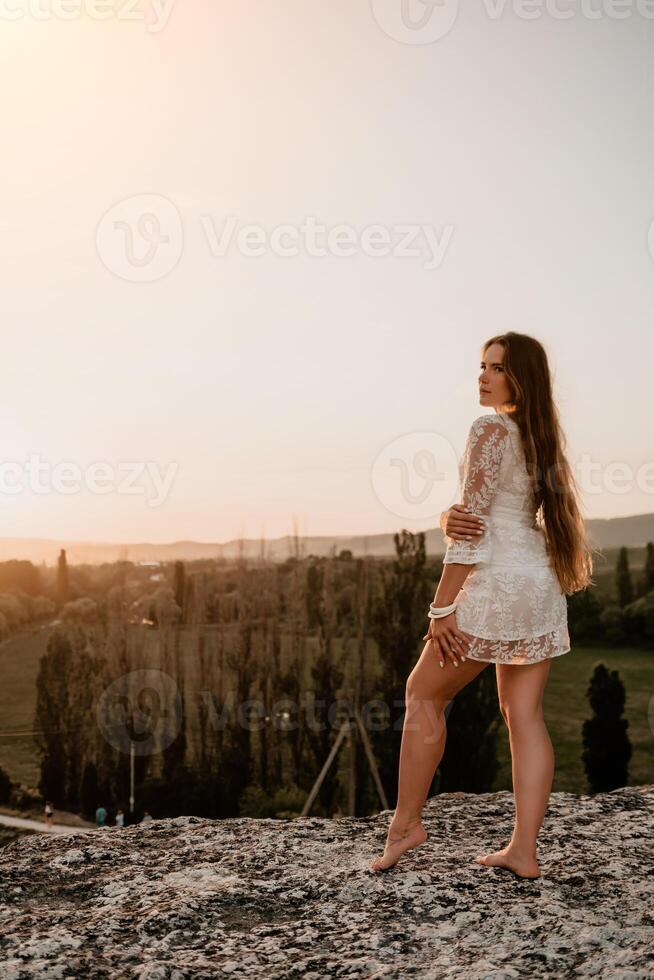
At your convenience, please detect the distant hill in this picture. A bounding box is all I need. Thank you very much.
[0,512,652,565]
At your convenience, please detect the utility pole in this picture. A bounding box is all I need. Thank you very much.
[300,701,388,818]
[129,741,135,814]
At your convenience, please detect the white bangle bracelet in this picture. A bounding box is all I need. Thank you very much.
[430,601,456,613]
[428,601,458,619]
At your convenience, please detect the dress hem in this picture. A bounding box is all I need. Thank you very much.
[456,619,568,642]
[464,645,571,666]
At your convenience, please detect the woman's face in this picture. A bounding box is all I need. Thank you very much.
[478,343,513,410]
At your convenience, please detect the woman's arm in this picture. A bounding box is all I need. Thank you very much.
[442,416,509,566]
[432,561,473,608]
[423,561,476,669]
[438,416,509,600]
[423,562,474,667]
[425,415,510,668]
[441,504,486,540]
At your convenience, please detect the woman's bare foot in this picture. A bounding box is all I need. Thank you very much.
[369,819,427,872]
[474,846,541,879]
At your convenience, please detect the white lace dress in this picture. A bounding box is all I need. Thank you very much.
[442,411,570,665]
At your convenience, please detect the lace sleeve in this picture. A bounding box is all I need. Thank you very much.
[442,415,510,566]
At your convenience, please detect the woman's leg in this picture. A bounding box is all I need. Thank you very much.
[370,641,490,871]
[476,658,553,878]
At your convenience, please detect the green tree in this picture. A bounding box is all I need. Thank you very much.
[303,559,346,814]
[57,549,69,605]
[79,761,99,820]
[0,560,40,595]
[0,766,12,805]
[369,530,428,806]
[438,668,500,792]
[34,627,104,809]
[173,561,186,624]
[581,663,632,792]
[644,542,654,594]
[616,547,633,607]
[567,587,603,643]
[599,604,626,645]
[623,591,654,648]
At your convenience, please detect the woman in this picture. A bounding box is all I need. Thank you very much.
[370,332,594,878]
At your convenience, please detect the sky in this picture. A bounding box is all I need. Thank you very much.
[0,0,652,545]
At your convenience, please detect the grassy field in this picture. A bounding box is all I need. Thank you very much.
[493,646,653,793]
[0,627,651,799]
[0,628,51,788]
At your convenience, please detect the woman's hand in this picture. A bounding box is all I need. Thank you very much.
[441,504,486,541]
[423,613,473,668]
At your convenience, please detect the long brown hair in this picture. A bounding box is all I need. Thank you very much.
[483,332,596,595]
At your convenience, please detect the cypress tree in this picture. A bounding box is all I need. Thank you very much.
[56,548,69,605]
[644,542,654,593]
[616,547,634,607]
[581,663,632,792]
[173,561,186,623]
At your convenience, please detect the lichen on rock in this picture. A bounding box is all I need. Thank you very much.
[0,786,652,978]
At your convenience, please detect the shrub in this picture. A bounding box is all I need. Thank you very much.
[0,594,27,629]
[0,766,12,804]
[599,604,626,645]
[582,663,632,792]
[61,598,98,623]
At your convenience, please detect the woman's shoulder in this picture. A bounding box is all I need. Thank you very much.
[468,412,512,438]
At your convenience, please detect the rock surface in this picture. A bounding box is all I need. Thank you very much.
[0,786,653,979]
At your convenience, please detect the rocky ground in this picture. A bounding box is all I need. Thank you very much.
[0,785,652,979]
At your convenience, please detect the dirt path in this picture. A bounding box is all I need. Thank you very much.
[0,813,94,836]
